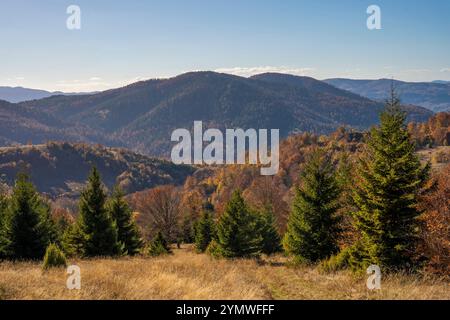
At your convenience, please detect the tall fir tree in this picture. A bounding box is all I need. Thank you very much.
[0,192,9,258]
[257,205,282,255]
[194,209,215,253]
[107,186,143,255]
[77,167,120,257]
[283,149,341,263]
[62,222,86,257]
[0,174,58,260]
[214,190,262,258]
[350,91,429,270]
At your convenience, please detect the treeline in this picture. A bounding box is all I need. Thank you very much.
[0,168,147,266]
[0,93,448,275]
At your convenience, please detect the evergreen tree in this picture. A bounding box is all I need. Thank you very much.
[0,193,9,259]
[107,186,143,255]
[194,210,215,253]
[1,174,58,260]
[148,231,171,256]
[181,214,196,244]
[42,243,67,270]
[283,149,341,263]
[214,190,262,258]
[61,222,86,257]
[38,202,59,247]
[77,167,120,257]
[350,91,429,270]
[257,205,282,255]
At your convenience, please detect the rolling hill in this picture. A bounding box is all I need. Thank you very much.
[0,86,93,103]
[0,142,194,198]
[0,72,433,157]
[324,78,450,112]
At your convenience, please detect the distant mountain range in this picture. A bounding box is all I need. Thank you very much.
[0,86,94,103]
[325,78,450,112]
[432,80,450,85]
[0,72,433,157]
[0,142,194,197]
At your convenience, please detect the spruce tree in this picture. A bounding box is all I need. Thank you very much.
[62,222,86,257]
[0,193,9,259]
[148,231,171,256]
[257,205,282,255]
[42,243,67,270]
[283,149,341,263]
[214,190,262,258]
[350,92,429,270]
[77,167,119,257]
[107,186,143,255]
[194,210,215,253]
[1,174,58,260]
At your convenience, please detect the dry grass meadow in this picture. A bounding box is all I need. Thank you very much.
[0,246,448,300]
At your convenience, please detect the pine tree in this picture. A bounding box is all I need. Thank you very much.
[283,149,341,263]
[194,210,215,253]
[107,187,143,255]
[214,190,262,258]
[148,231,171,256]
[62,222,86,257]
[257,205,282,255]
[181,214,196,244]
[350,91,429,270]
[77,167,119,257]
[42,243,67,270]
[0,193,10,259]
[1,174,58,260]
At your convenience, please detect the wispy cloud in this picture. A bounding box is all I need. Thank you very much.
[214,66,316,77]
[440,68,450,73]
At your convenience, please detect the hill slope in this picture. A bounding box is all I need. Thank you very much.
[0,142,194,197]
[0,72,433,156]
[325,78,450,112]
[0,86,93,103]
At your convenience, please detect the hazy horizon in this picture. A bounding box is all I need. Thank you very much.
[1,70,449,94]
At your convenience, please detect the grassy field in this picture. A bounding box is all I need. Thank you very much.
[0,246,448,300]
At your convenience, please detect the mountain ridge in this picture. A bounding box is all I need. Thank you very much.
[0,86,95,103]
[0,142,194,198]
[324,78,450,112]
[0,72,433,157]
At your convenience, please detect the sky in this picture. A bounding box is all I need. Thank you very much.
[0,0,449,92]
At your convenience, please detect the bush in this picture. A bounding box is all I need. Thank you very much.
[148,231,171,257]
[320,247,351,273]
[206,240,221,258]
[42,243,67,270]
[320,242,371,275]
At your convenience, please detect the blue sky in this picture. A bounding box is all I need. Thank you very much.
[1,0,449,91]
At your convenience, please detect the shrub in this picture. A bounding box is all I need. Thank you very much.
[148,231,171,257]
[42,243,67,270]
[206,240,221,258]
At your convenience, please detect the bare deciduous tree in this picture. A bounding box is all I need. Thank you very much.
[131,185,181,242]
